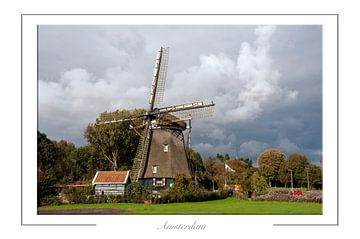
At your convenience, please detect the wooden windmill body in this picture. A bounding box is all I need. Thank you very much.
[98,47,215,190]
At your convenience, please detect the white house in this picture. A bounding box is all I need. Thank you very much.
[92,170,130,195]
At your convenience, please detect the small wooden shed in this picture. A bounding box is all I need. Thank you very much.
[92,170,130,195]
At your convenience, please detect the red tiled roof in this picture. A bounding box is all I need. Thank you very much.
[92,171,129,184]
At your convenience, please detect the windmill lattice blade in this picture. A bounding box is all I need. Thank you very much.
[96,113,146,125]
[154,47,169,105]
[170,104,215,120]
[157,101,215,120]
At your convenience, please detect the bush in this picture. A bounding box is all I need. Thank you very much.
[126,181,147,203]
[86,194,127,204]
[61,186,93,204]
[153,174,229,203]
[156,189,228,204]
[251,190,322,203]
[299,191,322,203]
[250,171,269,195]
[39,195,62,206]
[38,176,59,206]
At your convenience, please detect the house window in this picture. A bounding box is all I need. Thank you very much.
[163,144,169,152]
[152,165,158,174]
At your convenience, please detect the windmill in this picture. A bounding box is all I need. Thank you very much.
[97,47,215,190]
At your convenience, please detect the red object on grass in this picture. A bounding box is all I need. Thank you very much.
[293,191,303,196]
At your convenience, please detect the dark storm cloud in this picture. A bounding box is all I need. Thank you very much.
[38,25,322,164]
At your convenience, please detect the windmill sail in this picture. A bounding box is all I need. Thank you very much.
[157,101,215,120]
[149,47,169,110]
[153,47,169,105]
[95,112,147,125]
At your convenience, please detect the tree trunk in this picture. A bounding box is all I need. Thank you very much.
[113,157,117,171]
[112,152,118,171]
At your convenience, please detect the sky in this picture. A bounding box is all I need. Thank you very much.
[38,25,322,164]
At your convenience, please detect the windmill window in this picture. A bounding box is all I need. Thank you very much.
[152,165,158,174]
[155,179,163,186]
[163,144,169,152]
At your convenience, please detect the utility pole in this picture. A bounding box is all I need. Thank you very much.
[289,169,294,192]
[306,168,310,192]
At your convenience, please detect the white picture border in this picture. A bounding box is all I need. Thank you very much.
[22,14,338,232]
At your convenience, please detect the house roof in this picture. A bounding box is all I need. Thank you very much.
[92,170,130,185]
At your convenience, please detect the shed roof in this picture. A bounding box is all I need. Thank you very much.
[92,170,130,185]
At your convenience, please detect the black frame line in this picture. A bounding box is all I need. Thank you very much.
[21,13,338,227]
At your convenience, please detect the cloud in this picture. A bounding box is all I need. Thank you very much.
[193,142,234,157]
[38,25,322,163]
[39,67,148,142]
[166,25,298,123]
[277,137,301,154]
[208,128,227,141]
[239,140,270,158]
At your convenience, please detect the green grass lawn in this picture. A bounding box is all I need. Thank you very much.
[38,198,322,215]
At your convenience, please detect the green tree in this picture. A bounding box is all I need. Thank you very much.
[287,153,310,187]
[38,131,59,180]
[37,131,59,205]
[126,181,146,202]
[203,159,219,191]
[84,109,145,171]
[257,148,285,187]
[204,159,226,190]
[54,140,77,183]
[278,160,290,187]
[250,171,269,195]
[303,164,322,190]
[72,144,105,181]
[188,149,209,187]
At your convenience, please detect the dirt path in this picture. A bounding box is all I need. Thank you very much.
[38,208,129,215]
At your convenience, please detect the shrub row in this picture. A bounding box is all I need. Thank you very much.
[154,189,230,204]
[39,195,62,206]
[251,190,322,203]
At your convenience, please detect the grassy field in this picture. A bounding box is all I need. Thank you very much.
[38,198,322,215]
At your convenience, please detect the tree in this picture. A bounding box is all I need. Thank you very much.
[38,131,59,180]
[302,164,322,190]
[188,149,210,187]
[53,140,77,183]
[278,160,290,187]
[203,159,219,191]
[72,144,105,181]
[225,159,254,194]
[239,158,252,167]
[203,158,226,190]
[37,131,60,205]
[216,153,225,162]
[257,148,285,187]
[250,171,269,195]
[84,109,145,171]
[286,153,310,187]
